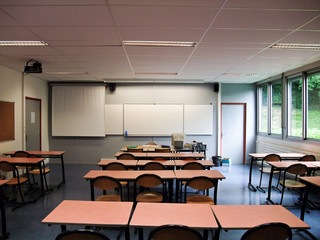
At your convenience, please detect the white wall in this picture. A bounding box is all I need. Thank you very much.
[0,65,49,154]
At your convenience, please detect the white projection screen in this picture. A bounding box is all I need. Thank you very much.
[52,85,105,137]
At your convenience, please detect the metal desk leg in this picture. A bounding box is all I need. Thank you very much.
[0,187,8,239]
[266,166,275,205]
[248,157,257,191]
[57,155,66,188]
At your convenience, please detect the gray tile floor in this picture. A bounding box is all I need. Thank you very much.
[2,163,319,240]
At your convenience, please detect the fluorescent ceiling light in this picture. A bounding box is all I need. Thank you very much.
[123,41,196,47]
[222,73,266,77]
[135,72,178,75]
[0,41,48,46]
[45,72,88,75]
[270,43,320,50]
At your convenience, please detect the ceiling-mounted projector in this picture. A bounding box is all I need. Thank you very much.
[24,59,42,73]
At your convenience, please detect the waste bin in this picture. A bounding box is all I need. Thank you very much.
[212,156,222,166]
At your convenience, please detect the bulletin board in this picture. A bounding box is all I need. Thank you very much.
[0,101,15,141]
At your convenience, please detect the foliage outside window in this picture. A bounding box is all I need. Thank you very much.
[271,82,282,134]
[258,85,268,133]
[307,72,320,139]
[288,76,303,137]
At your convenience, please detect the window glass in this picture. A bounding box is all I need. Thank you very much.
[271,82,282,134]
[307,72,320,139]
[259,85,268,133]
[288,77,302,137]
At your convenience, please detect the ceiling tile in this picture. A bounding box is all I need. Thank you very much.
[108,0,225,7]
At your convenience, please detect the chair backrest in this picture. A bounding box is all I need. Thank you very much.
[153,157,168,161]
[117,153,135,160]
[299,154,316,162]
[135,174,163,188]
[92,176,122,191]
[0,161,17,173]
[127,147,143,152]
[143,162,165,170]
[183,157,196,160]
[285,163,308,176]
[148,225,203,240]
[146,142,157,145]
[182,162,205,170]
[155,148,170,153]
[105,162,128,170]
[263,154,281,162]
[240,222,292,240]
[13,151,29,157]
[55,229,110,240]
[185,176,215,191]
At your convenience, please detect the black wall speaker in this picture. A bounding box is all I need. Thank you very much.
[109,83,116,92]
[214,83,219,93]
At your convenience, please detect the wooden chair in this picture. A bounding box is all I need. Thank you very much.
[127,147,143,152]
[28,154,50,191]
[184,176,215,205]
[91,176,122,201]
[12,151,33,186]
[117,153,135,160]
[155,148,170,153]
[183,157,197,160]
[148,224,203,240]
[134,174,165,202]
[55,229,110,240]
[142,162,165,170]
[0,161,28,208]
[152,157,169,161]
[299,154,316,175]
[146,142,157,145]
[240,222,292,240]
[257,154,281,193]
[279,163,308,205]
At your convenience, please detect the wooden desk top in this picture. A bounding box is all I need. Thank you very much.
[174,170,226,180]
[299,176,320,187]
[4,150,66,156]
[211,205,309,230]
[0,156,45,164]
[0,180,9,186]
[42,200,133,227]
[267,161,318,169]
[248,153,306,159]
[309,161,320,167]
[84,170,176,180]
[98,159,138,167]
[114,152,205,159]
[130,202,218,229]
[174,160,214,167]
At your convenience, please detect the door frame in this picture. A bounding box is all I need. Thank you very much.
[25,97,42,151]
[220,103,247,164]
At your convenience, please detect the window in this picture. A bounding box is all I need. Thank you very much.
[271,82,282,134]
[307,72,320,140]
[288,76,303,138]
[258,85,268,133]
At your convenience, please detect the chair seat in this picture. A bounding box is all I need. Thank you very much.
[7,177,28,185]
[29,168,50,174]
[186,195,214,205]
[259,167,279,173]
[280,179,306,188]
[136,192,163,202]
[96,194,121,201]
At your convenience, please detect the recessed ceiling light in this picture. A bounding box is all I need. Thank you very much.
[123,41,196,47]
[222,73,266,77]
[0,41,48,46]
[135,72,178,75]
[270,43,320,50]
[45,72,88,75]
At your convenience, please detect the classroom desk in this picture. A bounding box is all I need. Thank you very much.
[174,170,225,204]
[174,160,214,169]
[0,180,9,240]
[42,200,133,240]
[121,145,173,152]
[247,153,306,192]
[3,151,66,187]
[0,157,46,197]
[136,160,176,168]
[211,205,310,240]
[130,202,218,240]
[83,170,176,202]
[114,152,205,159]
[266,161,317,205]
[98,159,138,169]
[299,176,320,221]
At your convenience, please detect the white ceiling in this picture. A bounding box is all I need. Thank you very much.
[0,0,320,83]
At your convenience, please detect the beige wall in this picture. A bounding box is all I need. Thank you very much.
[0,65,49,154]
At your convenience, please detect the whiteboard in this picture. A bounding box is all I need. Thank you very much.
[105,104,123,135]
[123,104,183,136]
[184,105,213,135]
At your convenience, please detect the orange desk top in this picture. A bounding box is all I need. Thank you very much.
[211,205,309,230]
[174,170,226,180]
[0,156,45,164]
[130,202,218,229]
[174,160,214,167]
[0,180,9,186]
[42,200,133,227]
[248,153,306,159]
[267,161,318,169]
[84,170,176,180]
[299,176,320,187]
[4,150,65,156]
[98,159,138,167]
